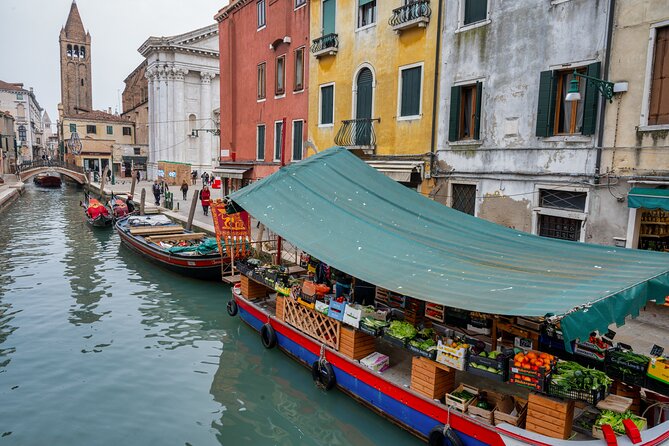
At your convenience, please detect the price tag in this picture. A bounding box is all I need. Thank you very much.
[604,329,616,340]
[650,344,664,357]
[617,342,633,351]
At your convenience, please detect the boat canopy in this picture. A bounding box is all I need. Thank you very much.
[228,147,669,349]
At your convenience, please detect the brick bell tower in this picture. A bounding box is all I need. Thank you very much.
[59,0,92,115]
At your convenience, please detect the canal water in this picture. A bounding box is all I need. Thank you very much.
[0,184,420,445]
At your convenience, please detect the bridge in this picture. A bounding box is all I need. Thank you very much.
[17,160,89,185]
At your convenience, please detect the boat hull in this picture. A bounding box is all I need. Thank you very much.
[33,175,62,188]
[87,214,113,227]
[116,219,226,280]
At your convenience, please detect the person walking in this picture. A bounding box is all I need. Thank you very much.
[152,180,161,206]
[136,170,141,182]
[180,180,189,200]
[191,170,197,185]
[200,185,211,216]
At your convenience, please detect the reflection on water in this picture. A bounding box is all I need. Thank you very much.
[0,184,420,445]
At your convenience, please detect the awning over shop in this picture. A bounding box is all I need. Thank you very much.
[365,160,423,183]
[213,167,251,179]
[628,187,669,211]
[122,156,147,163]
[229,147,669,349]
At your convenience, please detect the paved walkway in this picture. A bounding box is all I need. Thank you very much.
[0,175,24,212]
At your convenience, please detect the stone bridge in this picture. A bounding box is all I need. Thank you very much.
[18,160,88,185]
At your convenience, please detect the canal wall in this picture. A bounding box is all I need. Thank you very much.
[0,180,24,213]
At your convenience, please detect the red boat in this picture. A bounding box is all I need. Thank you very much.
[33,173,62,188]
[82,194,113,227]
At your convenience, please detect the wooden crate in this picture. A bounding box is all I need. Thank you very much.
[612,380,641,415]
[526,393,575,440]
[494,396,527,427]
[276,296,285,321]
[411,356,456,400]
[469,390,504,425]
[445,384,479,412]
[241,275,269,300]
[339,326,376,360]
[283,297,341,349]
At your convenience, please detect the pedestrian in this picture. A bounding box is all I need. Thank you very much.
[191,170,197,186]
[152,180,161,206]
[136,170,141,182]
[200,185,211,216]
[180,180,189,200]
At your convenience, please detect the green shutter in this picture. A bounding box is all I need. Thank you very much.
[257,126,265,160]
[464,0,487,25]
[322,0,336,35]
[69,123,76,133]
[474,82,483,140]
[448,86,461,142]
[275,122,283,160]
[581,61,601,136]
[359,0,374,6]
[536,70,556,137]
[401,67,421,117]
[107,125,113,135]
[321,85,334,124]
[293,121,303,161]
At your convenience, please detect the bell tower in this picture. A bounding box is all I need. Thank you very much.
[59,1,92,115]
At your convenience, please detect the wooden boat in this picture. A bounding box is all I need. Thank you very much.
[108,194,130,219]
[115,215,228,280]
[33,173,62,187]
[83,195,113,227]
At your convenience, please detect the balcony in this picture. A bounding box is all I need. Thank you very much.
[334,118,379,155]
[389,0,431,33]
[310,33,339,58]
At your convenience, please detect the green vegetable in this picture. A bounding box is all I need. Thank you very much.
[595,410,645,435]
[361,317,388,329]
[386,321,418,340]
[409,338,436,351]
[476,401,489,410]
[450,390,475,401]
[551,360,612,392]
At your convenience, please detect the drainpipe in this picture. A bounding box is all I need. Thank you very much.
[594,0,616,184]
[429,0,444,179]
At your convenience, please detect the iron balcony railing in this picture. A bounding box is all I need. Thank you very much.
[389,0,431,28]
[334,118,379,148]
[17,159,84,173]
[310,33,339,55]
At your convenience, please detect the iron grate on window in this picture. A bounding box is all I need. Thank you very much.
[452,184,476,216]
[539,214,581,241]
[539,189,586,211]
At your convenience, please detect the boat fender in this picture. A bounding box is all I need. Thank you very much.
[428,425,463,446]
[311,361,336,391]
[226,299,238,317]
[260,323,277,349]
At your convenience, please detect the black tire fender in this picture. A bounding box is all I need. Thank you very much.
[428,424,463,446]
[260,323,277,349]
[311,361,336,391]
[226,299,238,317]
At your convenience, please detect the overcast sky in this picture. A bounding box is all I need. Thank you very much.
[0,0,227,122]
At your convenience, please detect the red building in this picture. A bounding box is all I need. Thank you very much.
[215,0,310,192]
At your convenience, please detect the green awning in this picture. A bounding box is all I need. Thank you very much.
[628,187,669,211]
[230,148,669,349]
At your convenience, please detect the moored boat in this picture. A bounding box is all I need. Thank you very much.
[83,195,113,227]
[115,215,228,280]
[33,173,62,188]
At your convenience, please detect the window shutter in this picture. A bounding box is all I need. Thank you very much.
[321,86,334,124]
[293,121,303,160]
[257,126,265,160]
[448,86,461,142]
[650,27,669,125]
[535,70,555,137]
[401,67,421,117]
[464,0,487,25]
[474,82,483,140]
[359,0,374,5]
[581,62,601,135]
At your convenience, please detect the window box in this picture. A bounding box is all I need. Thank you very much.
[389,0,431,33]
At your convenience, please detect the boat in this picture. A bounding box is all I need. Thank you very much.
[82,193,113,227]
[115,215,228,280]
[33,172,62,187]
[108,194,130,219]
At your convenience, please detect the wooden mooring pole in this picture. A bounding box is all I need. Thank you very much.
[186,189,199,232]
[140,188,146,216]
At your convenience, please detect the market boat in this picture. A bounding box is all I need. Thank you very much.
[82,193,113,227]
[224,148,669,446]
[33,172,62,188]
[115,215,227,280]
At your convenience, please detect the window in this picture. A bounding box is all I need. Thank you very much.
[295,0,306,8]
[80,46,86,59]
[257,63,266,100]
[81,79,85,87]
[16,93,23,101]
[67,44,72,58]
[86,125,96,134]
[451,184,476,216]
[320,84,334,125]
[539,215,581,241]
[536,62,600,137]
[276,55,286,96]
[107,125,113,135]
[257,125,266,160]
[292,120,303,161]
[18,125,26,142]
[358,0,377,28]
[463,0,487,26]
[649,26,669,125]
[539,189,586,211]
[36,138,41,144]
[134,147,141,155]
[399,64,423,118]
[448,82,482,141]
[274,121,284,161]
[69,123,76,133]
[536,189,587,242]
[189,114,197,135]
[294,48,305,91]
[257,0,266,28]
[123,127,132,136]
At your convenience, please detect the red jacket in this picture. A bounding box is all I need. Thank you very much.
[200,188,211,206]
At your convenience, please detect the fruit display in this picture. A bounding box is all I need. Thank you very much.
[436,338,470,370]
[509,350,556,390]
[468,350,511,382]
[547,360,612,404]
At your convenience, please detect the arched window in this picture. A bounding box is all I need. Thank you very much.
[18,125,26,142]
[67,44,73,58]
[80,46,86,59]
[354,67,374,145]
[81,79,84,87]
[73,45,79,58]
[189,114,197,136]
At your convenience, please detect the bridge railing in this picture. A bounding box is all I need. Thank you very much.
[17,159,84,174]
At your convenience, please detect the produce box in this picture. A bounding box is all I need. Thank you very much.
[443,307,469,328]
[592,410,646,440]
[647,357,669,387]
[358,317,388,337]
[342,304,376,329]
[382,320,417,348]
[508,350,555,391]
[436,340,468,371]
[328,299,347,321]
[546,381,608,405]
[408,338,437,360]
[315,299,329,315]
[468,390,503,425]
[572,410,600,436]
[605,348,650,387]
[468,350,511,382]
[546,360,611,405]
[493,396,527,427]
[527,393,574,440]
[383,331,409,348]
[424,302,445,323]
[297,292,316,310]
[360,352,389,373]
[445,384,478,412]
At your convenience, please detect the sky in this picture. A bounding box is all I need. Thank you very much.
[0,0,227,122]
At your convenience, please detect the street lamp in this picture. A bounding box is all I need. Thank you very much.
[565,70,615,103]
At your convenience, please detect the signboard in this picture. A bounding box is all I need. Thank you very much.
[210,200,250,258]
[157,169,165,177]
[168,171,177,178]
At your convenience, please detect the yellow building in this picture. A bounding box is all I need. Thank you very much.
[308,0,440,190]
[60,109,136,179]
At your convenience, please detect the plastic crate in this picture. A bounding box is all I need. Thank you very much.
[328,299,347,321]
[467,363,506,382]
[468,352,511,382]
[408,342,437,360]
[605,349,649,387]
[546,381,609,405]
[382,331,408,348]
[509,363,552,392]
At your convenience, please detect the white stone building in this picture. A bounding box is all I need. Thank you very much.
[0,80,44,163]
[138,24,220,179]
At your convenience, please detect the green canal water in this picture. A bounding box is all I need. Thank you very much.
[0,184,421,445]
